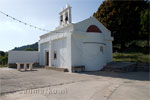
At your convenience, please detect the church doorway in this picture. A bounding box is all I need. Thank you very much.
[45,51,49,66]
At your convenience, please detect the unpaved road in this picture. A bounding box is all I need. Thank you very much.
[0,68,149,100]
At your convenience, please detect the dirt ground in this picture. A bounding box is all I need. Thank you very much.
[0,68,149,100]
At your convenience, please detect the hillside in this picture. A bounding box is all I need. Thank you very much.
[13,42,38,51]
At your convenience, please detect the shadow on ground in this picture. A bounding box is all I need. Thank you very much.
[79,71,149,81]
[19,69,38,72]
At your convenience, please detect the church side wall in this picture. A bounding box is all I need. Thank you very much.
[71,37,83,66]
[82,33,107,71]
[71,17,113,71]
[71,33,108,71]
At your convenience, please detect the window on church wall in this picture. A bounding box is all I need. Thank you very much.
[54,51,57,60]
[65,12,68,24]
[87,25,102,33]
[100,46,104,53]
[60,15,63,22]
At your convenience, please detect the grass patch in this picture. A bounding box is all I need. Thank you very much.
[0,64,8,68]
[113,52,150,63]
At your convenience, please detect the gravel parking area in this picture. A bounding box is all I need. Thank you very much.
[0,68,149,100]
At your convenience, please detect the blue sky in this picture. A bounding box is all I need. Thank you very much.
[0,0,103,51]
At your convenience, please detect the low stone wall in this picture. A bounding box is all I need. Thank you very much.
[102,62,149,72]
[136,62,149,72]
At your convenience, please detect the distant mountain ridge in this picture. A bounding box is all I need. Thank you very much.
[13,42,38,51]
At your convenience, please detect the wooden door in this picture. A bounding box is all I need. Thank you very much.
[45,52,49,66]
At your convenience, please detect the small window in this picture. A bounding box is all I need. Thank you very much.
[60,15,63,22]
[65,12,68,23]
[100,46,104,53]
[54,51,57,59]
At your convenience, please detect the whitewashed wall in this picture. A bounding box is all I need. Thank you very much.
[51,38,67,67]
[71,33,107,71]
[71,17,113,71]
[8,51,39,64]
[71,37,83,66]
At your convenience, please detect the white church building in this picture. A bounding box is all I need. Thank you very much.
[39,4,113,72]
[8,4,113,72]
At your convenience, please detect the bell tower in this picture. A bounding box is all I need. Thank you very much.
[59,4,72,26]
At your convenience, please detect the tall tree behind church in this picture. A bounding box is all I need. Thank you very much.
[93,0,149,51]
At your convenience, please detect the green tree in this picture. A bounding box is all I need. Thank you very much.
[25,48,34,51]
[94,0,149,51]
[0,51,5,56]
[0,53,8,65]
[140,9,150,40]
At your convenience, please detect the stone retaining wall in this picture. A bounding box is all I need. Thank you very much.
[102,62,149,72]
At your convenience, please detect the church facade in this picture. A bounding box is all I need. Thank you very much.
[39,4,114,72]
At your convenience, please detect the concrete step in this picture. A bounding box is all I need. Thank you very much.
[45,66,68,72]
